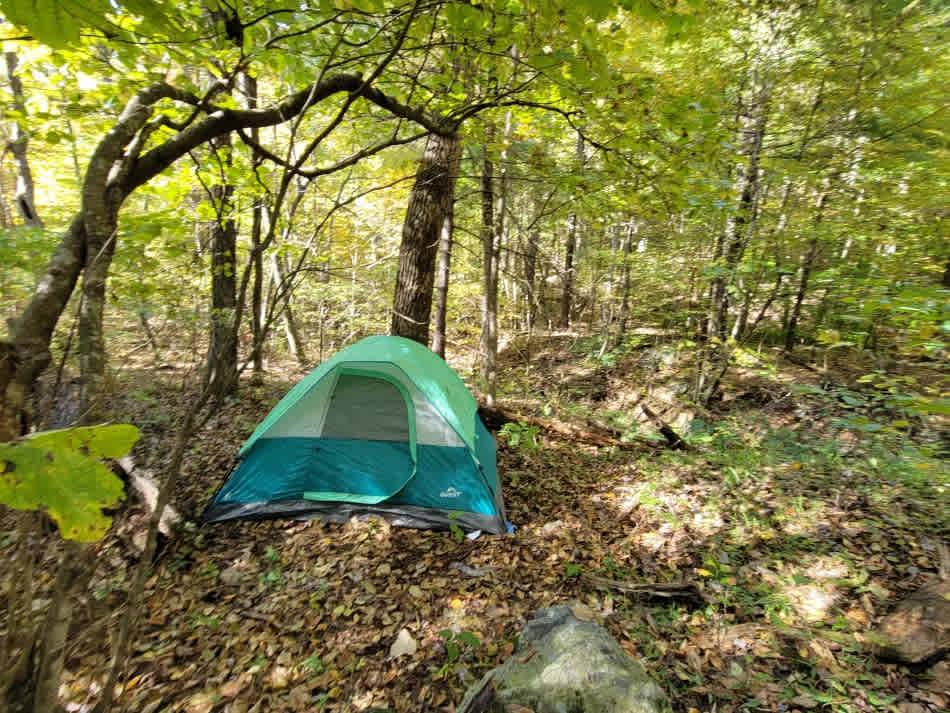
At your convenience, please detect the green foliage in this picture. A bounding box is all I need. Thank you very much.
[564,562,583,577]
[499,421,540,457]
[446,511,465,543]
[0,424,138,541]
[258,545,283,587]
[300,653,325,679]
[0,0,183,48]
[435,629,480,680]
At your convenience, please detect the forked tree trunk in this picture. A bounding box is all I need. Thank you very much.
[391,132,461,345]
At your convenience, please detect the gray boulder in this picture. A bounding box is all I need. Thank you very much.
[460,605,671,713]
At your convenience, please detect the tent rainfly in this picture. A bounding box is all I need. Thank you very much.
[201,336,508,534]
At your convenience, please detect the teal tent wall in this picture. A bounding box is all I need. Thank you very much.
[202,336,507,533]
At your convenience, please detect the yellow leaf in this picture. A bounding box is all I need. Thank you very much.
[450,598,463,610]
[696,568,712,577]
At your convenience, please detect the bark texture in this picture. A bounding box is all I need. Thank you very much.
[203,146,239,400]
[431,208,454,358]
[559,132,584,328]
[4,51,42,227]
[479,152,498,406]
[785,189,830,351]
[391,132,461,345]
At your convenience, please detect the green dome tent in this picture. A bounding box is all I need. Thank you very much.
[202,336,508,533]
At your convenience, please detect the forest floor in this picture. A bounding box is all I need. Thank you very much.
[4,333,950,713]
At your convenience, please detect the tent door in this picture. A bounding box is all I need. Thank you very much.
[303,369,416,505]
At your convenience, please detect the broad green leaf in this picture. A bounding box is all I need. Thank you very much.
[0,442,125,542]
[29,424,140,459]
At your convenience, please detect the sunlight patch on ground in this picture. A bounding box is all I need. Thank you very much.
[751,553,853,624]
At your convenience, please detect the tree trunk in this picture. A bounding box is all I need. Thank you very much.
[522,207,540,332]
[270,253,307,365]
[4,51,42,227]
[203,136,239,398]
[560,132,584,328]
[785,190,830,351]
[479,148,498,406]
[431,206,454,359]
[78,223,117,421]
[242,72,266,378]
[391,132,462,345]
[618,220,635,337]
[480,114,510,406]
[730,277,751,341]
[32,541,94,713]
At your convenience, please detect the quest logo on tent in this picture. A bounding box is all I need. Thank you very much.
[439,487,463,498]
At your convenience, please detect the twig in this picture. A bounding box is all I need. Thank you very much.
[457,673,496,713]
[582,573,705,603]
[91,384,212,713]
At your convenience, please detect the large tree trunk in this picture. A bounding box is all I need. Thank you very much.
[203,138,239,399]
[78,217,118,421]
[77,88,159,420]
[4,51,42,227]
[1,215,86,439]
[391,132,461,345]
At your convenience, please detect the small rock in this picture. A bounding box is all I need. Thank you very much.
[875,579,950,663]
[388,628,417,658]
[269,665,290,690]
[220,567,243,586]
[921,659,950,694]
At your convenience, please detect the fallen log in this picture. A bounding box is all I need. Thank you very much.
[477,403,657,451]
[582,573,706,604]
[638,403,688,450]
[457,673,496,713]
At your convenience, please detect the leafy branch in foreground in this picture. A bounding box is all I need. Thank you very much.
[0,423,138,541]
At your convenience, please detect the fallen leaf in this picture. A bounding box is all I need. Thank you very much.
[789,694,819,709]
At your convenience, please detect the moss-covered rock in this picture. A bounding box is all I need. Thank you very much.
[461,605,671,713]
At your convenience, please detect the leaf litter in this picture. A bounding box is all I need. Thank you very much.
[2,339,948,713]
